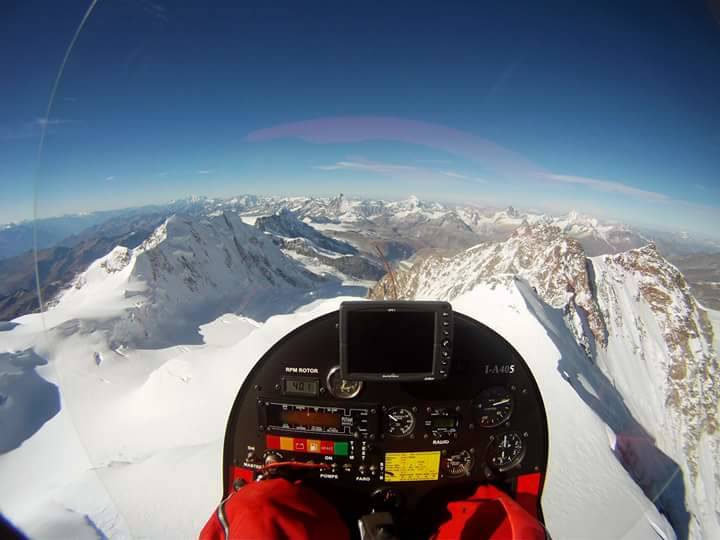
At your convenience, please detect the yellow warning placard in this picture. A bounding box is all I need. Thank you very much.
[384,451,441,482]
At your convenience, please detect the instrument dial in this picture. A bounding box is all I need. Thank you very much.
[475,386,514,428]
[326,366,363,399]
[443,450,474,478]
[487,432,525,472]
[385,407,416,438]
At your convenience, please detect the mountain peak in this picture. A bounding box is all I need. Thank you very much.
[511,220,563,242]
[327,193,352,215]
[370,222,605,349]
[62,213,320,346]
[490,205,524,223]
[637,241,659,255]
[255,209,357,255]
[592,242,717,508]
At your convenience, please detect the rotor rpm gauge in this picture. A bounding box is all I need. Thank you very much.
[385,407,416,438]
[475,386,514,428]
[487,432,526,472]
[443,450,475,478]
[326,366,363,399]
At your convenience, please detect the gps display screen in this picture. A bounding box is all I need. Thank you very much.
[346,310,435,374]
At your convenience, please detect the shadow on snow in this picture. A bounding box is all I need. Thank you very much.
[0,349,60,455]
[517,281,690,540]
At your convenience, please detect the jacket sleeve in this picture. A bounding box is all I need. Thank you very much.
[199,478,350,540]
[431,484,546,540]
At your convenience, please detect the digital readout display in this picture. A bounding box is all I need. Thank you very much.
[283,378,319,397]
[431,417,457,429]
[281,410,343,430]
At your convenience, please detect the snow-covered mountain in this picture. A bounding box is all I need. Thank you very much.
[371,222,607,353]
[242,193,447,226]
[251,209,384,282]
[592,246,719,537]
[370,224,719,539]
[277,237,385,282]
[553,210,651,256]
[302,194,443,224]
[53,212,321,347]
[5,194,718,322]
[248,196,658,257]
[255,208,357,254]
[447,279,677,539]
[5,194,716,264]
[185,193,718,261]
[452,205,650,256]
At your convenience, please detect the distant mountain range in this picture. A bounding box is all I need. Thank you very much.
[671,253,720,310]
[1,194,718,321]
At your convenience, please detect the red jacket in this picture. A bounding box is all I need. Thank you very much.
[199,478,349,540]
[200,479,544,540]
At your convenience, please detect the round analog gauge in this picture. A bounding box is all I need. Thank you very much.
[385,407,416,438]
[487,432,526,472]
[474,386,514,428]
[443,450,475,478]
[326,366,363,399]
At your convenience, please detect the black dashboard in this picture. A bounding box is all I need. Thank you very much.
[222,304,549,537]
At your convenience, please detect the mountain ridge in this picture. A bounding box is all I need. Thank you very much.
[2,195,719,322]
[369,222,718,538]
[54,212,322,347]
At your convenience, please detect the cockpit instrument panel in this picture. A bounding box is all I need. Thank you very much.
[222,303,549,536]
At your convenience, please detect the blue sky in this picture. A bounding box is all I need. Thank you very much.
[2,0,719,235]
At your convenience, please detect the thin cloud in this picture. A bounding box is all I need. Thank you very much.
[1,117,77,141]
[416,158,453,165]
[198,169,214,175]
[248,116,540,179]
[314,159,487,185]
[314,161,414,173]
[141,0,169,22]
[442,171,471,180]
[105,175,115,181]
[35,117,68,127]
[439,170,488,184]
[248,116,672,203]
[543,173,669,202]
[441,171,465,179]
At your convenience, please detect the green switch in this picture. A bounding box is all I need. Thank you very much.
[334,441,349,456]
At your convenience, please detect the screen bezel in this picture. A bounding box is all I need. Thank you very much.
[339,301,452,382]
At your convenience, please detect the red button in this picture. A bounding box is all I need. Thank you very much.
[265,435,281,450]
[320,440,334,455]
[293,438,307,452]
